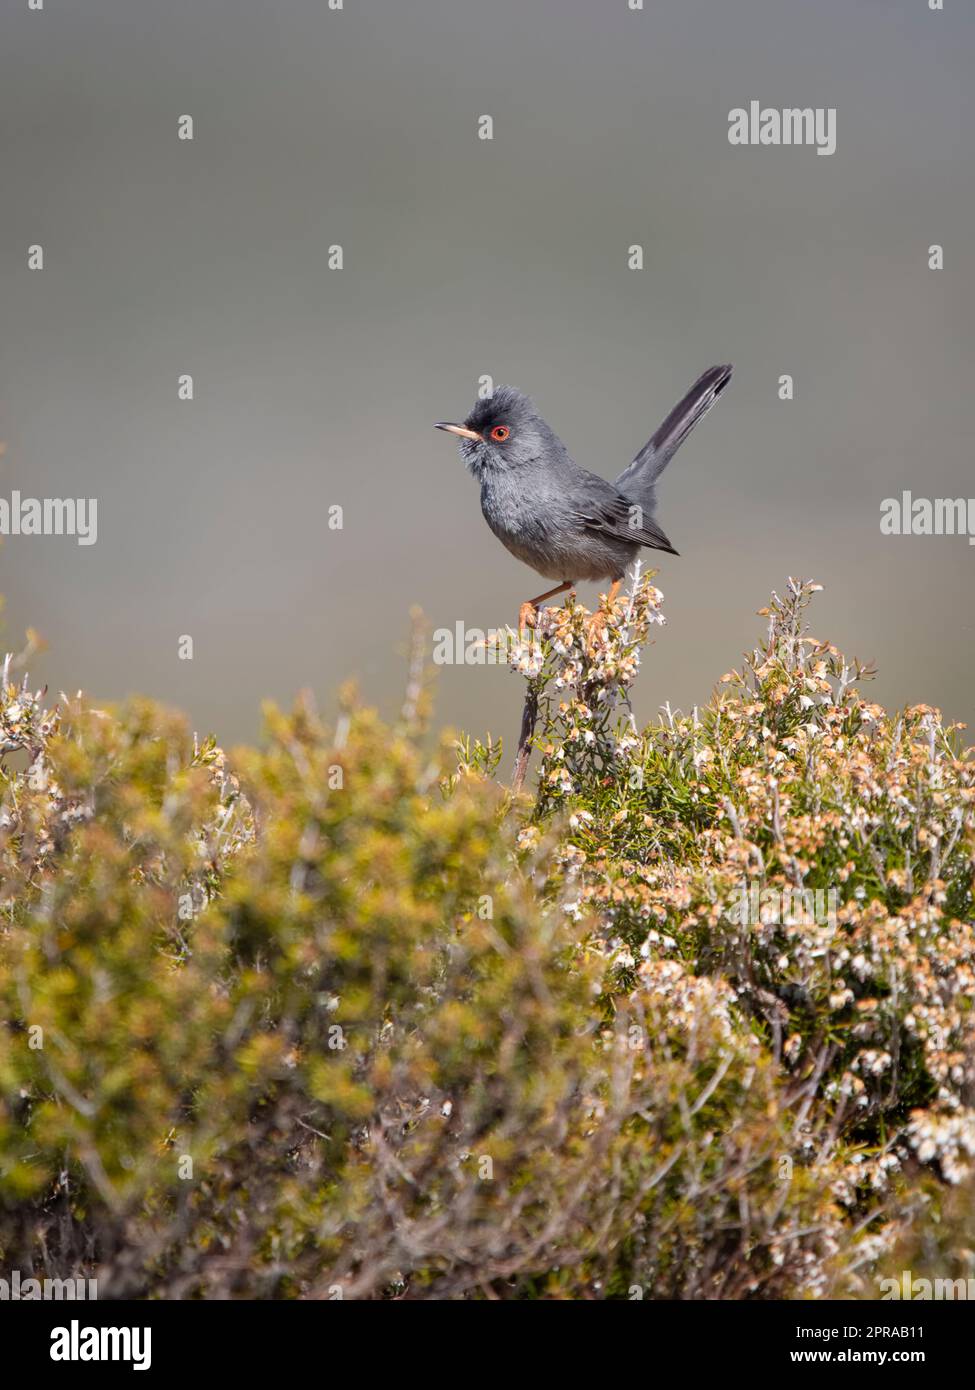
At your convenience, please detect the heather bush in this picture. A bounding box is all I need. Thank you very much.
[0,575,972,1298]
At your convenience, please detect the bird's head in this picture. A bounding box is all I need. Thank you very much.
[435,385,558,479]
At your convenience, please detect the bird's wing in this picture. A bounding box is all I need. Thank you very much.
[572,475,679,555]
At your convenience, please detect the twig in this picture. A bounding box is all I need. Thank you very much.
[512,686,539,792]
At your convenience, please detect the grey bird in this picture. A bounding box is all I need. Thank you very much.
[435,363,732,632]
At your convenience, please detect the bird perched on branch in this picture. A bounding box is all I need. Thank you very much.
[435,363,732,634]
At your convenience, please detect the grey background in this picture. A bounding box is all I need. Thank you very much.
[1,0,972,752]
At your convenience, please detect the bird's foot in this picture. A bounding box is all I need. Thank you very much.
[519,582,576,637]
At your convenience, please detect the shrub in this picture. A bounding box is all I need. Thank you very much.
[0,575,972,1298]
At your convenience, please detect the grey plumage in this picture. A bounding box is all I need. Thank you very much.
[435,364,732,588]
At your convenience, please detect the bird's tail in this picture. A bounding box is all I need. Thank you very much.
[614,364,732,505]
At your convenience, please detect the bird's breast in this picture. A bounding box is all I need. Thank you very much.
[479,475,546,544]
[479,474,578,581]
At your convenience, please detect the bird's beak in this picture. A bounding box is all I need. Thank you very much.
[434,422,482,442]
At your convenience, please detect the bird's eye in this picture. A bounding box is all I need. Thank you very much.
[490,425,510,442]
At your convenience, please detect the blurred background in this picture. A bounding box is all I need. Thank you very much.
[1,0,972,753]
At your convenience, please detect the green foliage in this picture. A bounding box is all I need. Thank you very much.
[1,575,973,1297]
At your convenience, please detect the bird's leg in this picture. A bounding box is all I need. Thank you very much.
[586,579,622,651]
[519,580,574,633]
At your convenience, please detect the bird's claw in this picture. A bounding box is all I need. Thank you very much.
[520,587,577,638]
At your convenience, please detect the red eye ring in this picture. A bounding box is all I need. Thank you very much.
[490,424,510,442]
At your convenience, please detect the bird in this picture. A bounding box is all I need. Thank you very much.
[434,363,732,634]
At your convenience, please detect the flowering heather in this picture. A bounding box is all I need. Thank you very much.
[1,576,973,1298]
